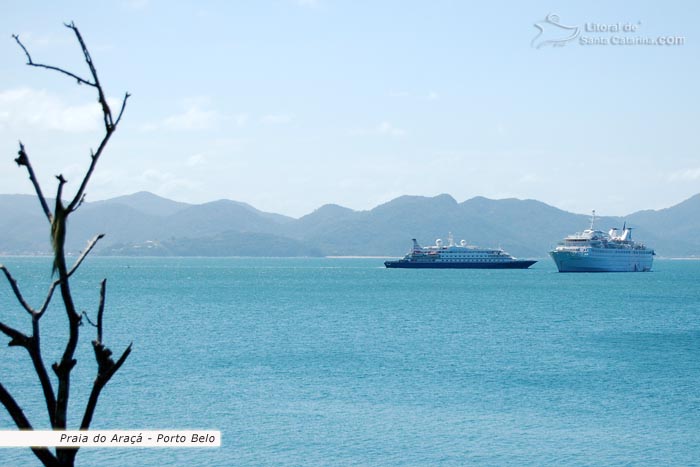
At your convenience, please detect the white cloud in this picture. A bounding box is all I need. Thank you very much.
[0,87,114,133]
[260,113,294,125]
[233,113,249,126]
[80,165,200,202]
[348,121,407,137]
[138,168,198,193]
[668,167,700,181]
[162,106,220,131]
[186,153,206,167]
[377,121,406,136]
[141,99,248,132]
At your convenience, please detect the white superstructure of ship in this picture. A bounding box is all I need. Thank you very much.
[550,211,654,272]
[385,233,536,269]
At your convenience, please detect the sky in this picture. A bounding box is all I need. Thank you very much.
[0,1,698,218]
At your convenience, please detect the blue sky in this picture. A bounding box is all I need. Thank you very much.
[1,1,698,217]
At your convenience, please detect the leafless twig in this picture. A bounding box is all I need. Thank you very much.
[14,142,53,223]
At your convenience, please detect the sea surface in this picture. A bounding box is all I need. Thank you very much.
[0,257,699,466]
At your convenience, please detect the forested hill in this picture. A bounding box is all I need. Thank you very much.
[1,191,698,258]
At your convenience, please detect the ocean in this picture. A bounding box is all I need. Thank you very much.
[0,257,699,466]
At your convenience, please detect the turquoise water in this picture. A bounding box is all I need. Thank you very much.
[1,257,699,466]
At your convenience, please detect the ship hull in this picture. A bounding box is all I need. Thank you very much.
[550,250,653,272]
[384,260,537,269]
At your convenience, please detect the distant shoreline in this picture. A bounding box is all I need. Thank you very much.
[1,254,699,261]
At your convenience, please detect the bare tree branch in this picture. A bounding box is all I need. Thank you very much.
[30,316,58,428]
[36,280,60,319]
[81,311,98,328]
[0,383,59,467]
[52,276,80,431]
[73,193,87,212]
[0,313,58,427]
[0,262,78,319]
[0,265,36,315]
[0,382,31,428]
[67,141,106,213]
[68,234,105,277]
[50,207,67,278]
[55,175,67,203]
[13,26,130,214]
[63,22,112,129]
[0,321,30,347]
[79,279,131,430]
[12,33,94,87]
[0,265,59,320]
[96,279,106,343]
[36,234,105,319]
[50,214,84,435]
[0,265,58,425]
[65,23,132,212]
[114,92,132,127]
[14,142,53,224]
[81,342,132,430]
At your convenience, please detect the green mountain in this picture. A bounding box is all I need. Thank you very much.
[0,192,698,258]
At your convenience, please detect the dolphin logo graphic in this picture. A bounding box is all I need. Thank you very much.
[531,14,580,49]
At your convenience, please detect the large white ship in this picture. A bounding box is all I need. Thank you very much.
[384,234,536,269]
[550,211,654,272]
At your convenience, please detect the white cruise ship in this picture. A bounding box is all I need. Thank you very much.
[550,211,654,272]
[384,234,536,269]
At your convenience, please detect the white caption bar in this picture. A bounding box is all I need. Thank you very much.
[0,430,221,448]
